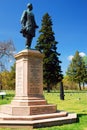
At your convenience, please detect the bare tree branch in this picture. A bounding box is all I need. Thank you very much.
[0,40,15,71]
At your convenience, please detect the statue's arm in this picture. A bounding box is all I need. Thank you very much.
[32,14,39,28]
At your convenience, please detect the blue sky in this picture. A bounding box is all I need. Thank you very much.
[0,0,87,74]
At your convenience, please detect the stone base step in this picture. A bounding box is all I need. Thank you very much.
[0,111,67,121]
[11,96,47,106]
[0,104,57,116]
[11,99,47,106]
[0,112,77,128]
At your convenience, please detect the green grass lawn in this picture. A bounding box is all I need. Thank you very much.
[0,90,87,130]
[0,90,14,105]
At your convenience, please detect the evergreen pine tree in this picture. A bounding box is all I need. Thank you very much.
[35,13,63,92]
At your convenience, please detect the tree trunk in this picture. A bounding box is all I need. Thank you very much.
[79,82,81,90]
[47,83,50,93]
[83,82,85,89]
[0,83,2,90]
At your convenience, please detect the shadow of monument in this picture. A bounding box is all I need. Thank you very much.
[76,113,87,123]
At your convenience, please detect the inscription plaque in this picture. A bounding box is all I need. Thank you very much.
[16,62,24,96]
[28,57,43,95]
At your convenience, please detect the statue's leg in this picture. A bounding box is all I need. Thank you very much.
[26,35,33,49]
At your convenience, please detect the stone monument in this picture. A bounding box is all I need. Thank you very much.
[0,3,77,129]
[0,49,57,116]
[0,49,77,128]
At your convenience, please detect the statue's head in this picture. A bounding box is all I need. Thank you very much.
[27,3,33,10]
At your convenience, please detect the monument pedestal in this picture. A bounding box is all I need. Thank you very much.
[0,49,77,128]
[1,49,56,115]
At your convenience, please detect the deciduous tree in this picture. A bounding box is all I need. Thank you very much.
[66,51,87,90]
[0,40,15,90]
[0,40,15,71]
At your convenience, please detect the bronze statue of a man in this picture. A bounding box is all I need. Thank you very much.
[20,3,38,49]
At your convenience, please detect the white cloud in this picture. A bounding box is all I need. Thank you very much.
[79,52,86,57]
[67,52,86,61]
[68,55,74,61]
